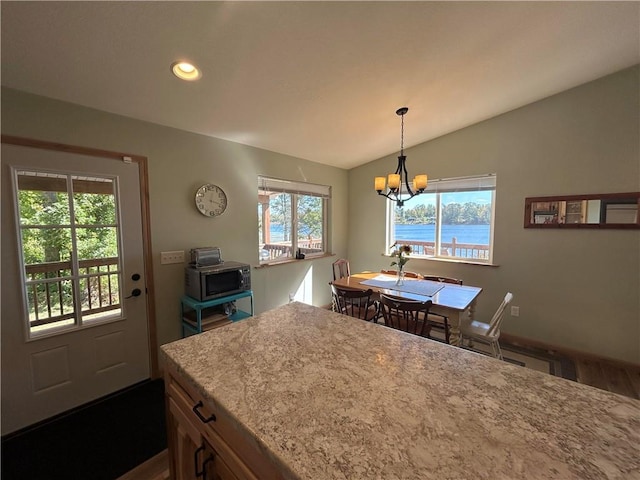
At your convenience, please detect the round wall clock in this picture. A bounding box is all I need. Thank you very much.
[195,183,228,217]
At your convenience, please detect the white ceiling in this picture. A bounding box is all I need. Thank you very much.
[1,2,638,169]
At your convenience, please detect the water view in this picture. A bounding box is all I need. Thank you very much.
[394,224,490,245]
[266,223,490,245]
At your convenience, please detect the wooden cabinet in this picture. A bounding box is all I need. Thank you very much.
[167,390,238,480]
[165,363,283,480]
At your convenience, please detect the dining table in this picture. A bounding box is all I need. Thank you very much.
[331,272,483,346]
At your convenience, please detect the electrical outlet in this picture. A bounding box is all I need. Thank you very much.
[160,250,184,265]
[289,292,295,303]
[510,306,520,317]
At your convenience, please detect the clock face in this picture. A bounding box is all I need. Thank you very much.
[195,184,228,217]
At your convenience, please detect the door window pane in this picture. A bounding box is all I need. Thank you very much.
[15,170,124,337]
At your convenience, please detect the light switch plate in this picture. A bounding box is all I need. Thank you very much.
[510,306,520,317]
[160,250,184,265]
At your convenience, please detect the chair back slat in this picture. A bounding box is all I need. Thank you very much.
[487,292,514,337]
[331,284,378,321]
[379,294,432,337]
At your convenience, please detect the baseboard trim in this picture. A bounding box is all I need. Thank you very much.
[501,333,640,369]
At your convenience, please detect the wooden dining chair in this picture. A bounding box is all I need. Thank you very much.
[422,275,463,285]
[378,294,433,337]
[331,284,379,322]
[332,259,351,281]
[421,275,463,344]
[461,292,514,360]
[380,269,421,279]
[331,259,351,312]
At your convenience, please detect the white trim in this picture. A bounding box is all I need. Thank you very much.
[258,175,331,198]
[426,174,496,192]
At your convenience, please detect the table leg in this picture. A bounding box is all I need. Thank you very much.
[448,301,476,347]
[449,311,462,347]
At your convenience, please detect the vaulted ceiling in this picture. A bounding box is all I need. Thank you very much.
[2,2,638,169]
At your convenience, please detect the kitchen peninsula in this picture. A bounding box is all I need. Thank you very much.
[161,302,640,480]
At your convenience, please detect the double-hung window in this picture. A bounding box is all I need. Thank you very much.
[387,174,496,263]
[258,176,330,264]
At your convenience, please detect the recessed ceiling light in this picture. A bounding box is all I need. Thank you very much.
[171,61,201,81]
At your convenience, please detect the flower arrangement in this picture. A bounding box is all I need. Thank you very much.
[390,243,411,270]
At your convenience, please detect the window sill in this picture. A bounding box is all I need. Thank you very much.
[254,253,335,269]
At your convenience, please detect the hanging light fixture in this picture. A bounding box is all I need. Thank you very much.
[374,107,427,207]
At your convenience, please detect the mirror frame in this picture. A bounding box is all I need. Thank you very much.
[524,192,640,229]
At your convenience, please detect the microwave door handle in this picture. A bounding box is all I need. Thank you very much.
[238,269,244,287]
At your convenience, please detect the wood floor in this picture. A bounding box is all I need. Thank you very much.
[116,450,169,480]
[575,357,640,399]
[121,349,639,480]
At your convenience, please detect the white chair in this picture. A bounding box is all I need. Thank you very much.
[461,292,513,360]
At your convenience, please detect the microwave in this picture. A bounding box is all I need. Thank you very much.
[185,261,251,302]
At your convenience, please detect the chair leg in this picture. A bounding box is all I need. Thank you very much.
[372,301,381,323]
[491,340,503,360]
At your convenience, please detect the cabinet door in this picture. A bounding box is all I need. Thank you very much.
[168,396,239,480]
[202,439,239,480]
[168,397,203,480]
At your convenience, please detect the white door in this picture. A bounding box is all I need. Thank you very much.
[1,143,150,435]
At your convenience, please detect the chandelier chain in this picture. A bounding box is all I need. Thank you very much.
[400,113,404,156]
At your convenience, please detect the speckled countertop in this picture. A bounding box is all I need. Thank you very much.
[161,302,640,480]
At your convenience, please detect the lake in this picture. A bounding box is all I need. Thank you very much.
[395,224,490,245]
[266,223,490,245]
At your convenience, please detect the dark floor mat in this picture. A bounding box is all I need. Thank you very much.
[1,379,167,480]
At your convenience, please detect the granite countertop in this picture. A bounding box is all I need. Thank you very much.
[161,302,640,480]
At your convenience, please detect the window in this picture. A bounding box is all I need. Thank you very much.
[387,175,496,263]
[13,169,124,338]
[258,176,330,263]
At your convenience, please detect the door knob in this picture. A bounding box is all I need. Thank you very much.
[125,288,142,299]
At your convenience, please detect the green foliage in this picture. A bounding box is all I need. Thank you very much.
[395,202,491,225]
[297,195,322,239]
[266,193,324,243]
[268,193,292,241]
[18,189,118,264]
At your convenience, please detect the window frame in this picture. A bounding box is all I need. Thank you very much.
[386,174,496,264]
[12,167,126,340]
[258,176,330,265]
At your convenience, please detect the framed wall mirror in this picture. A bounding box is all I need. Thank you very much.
[524,192,640,229]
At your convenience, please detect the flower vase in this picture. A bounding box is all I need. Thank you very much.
[396,267,405,286]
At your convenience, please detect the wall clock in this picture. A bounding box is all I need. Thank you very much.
[195,183,228,217]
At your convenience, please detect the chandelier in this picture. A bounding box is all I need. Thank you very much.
[374,107,427,207]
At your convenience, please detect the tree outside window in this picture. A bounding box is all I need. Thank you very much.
[258,177,329,263]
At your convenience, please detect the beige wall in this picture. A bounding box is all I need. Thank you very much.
[348,66,640,363]
[1,88,349,358]
[2,65,638,365]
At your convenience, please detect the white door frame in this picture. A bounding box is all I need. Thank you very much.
[1,135,159,378]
